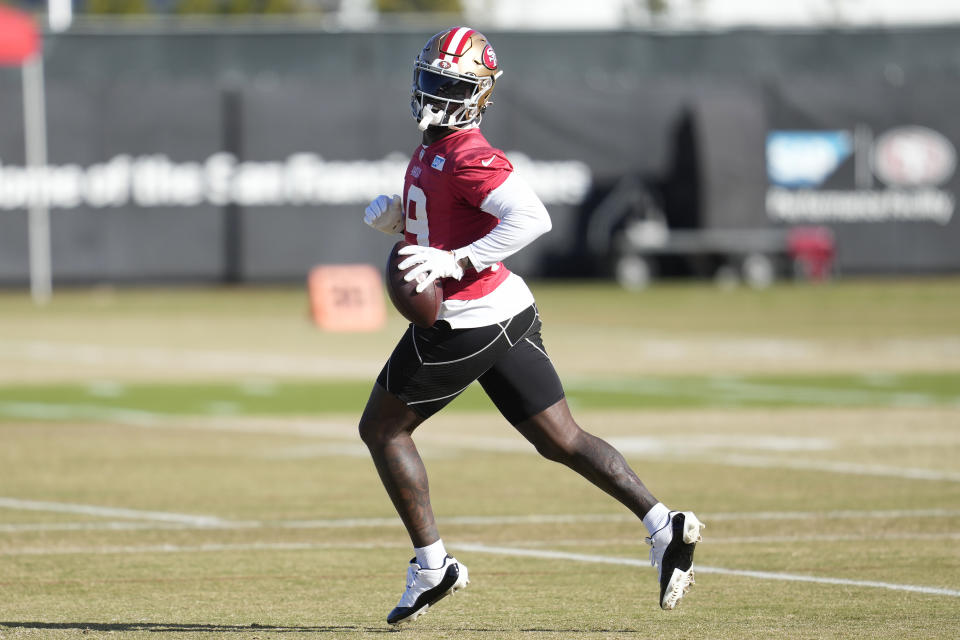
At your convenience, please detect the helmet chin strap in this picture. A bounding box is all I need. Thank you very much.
[417,103,445,131]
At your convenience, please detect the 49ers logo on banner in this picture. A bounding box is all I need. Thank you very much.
[482,44,498,70]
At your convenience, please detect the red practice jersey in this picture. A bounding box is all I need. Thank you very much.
[403,128,513,301]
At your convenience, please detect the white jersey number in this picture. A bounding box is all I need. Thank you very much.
[405,185,430,246]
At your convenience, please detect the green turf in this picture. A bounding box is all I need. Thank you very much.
[1,279,959,639]
[0,371,957,421]
[2,410,959,639]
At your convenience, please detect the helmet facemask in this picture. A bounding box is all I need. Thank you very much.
[411,27,502,131]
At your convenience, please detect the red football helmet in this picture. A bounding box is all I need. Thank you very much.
[411,26,503,131]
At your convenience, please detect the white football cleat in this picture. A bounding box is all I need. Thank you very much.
[386,555,469,625]
[646,511,705,610]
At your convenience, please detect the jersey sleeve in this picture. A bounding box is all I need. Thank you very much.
[450,148,514,209]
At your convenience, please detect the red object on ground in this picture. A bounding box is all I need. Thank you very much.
[0,6,40,66]
[308,264,386,332]
[787,226,836,281]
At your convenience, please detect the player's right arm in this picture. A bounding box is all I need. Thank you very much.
[364,194,404,234]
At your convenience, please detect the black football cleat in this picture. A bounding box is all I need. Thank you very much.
[386,555,469,625]
[646,511,705,610]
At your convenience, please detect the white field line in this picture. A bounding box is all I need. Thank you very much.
[4,539,959,600]
[608,435,835,453]
[700,507,960,521]
[5,400,960,483]
[0,403,360,439]
[708,378,942,407]
[5,533,960,556]
[0,402,167,426]
[455,544,960,598]
[0,541,407,557]
[0,340,380,377]
[708,453,960,482]
[0,498,231,526]
[506,532,960,546]
[0,521,216,533]
[10,533,960,558]
[2,507,959,534]
[565,376,955,407]
[689,532,960,544]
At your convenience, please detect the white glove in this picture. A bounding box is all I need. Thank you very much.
[364,194,404,234]
[397,245,465,293]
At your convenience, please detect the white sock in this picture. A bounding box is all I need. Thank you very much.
[642,502,672,538]
[414,539,447,569]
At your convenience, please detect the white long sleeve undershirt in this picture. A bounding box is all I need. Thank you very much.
[458,172,552,270]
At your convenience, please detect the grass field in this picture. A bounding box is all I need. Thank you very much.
[1,278,959,639]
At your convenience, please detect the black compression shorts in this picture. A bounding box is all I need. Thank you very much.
[375,304,566,424]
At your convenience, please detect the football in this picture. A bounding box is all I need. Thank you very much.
[385,240,443,328]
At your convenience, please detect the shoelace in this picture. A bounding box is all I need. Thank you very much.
[404,565,419,589]
[645,537,658,567]
[645,515,674,568]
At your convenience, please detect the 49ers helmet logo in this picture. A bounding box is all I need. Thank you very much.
[482,44,498,70]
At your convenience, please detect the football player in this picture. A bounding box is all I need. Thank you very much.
[360,26,703,626]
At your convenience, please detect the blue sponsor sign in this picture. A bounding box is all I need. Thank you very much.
[766,131,852,188]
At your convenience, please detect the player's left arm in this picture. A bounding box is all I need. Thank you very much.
[454,171,552,271]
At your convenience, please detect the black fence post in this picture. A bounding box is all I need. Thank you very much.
[221,83,243,284]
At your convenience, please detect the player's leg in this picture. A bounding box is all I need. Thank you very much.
[515,397,659,517]
[477,328,657,517]
[359,382,469,625]
[478,322,704,609]
[358,382,435,547]
[514,396,704,608]
[360,318,520,624]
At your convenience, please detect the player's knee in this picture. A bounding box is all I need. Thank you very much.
[358,416,388,448]
[534,440,568,463]
[533,424,584,464]
[358,412,417,448]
